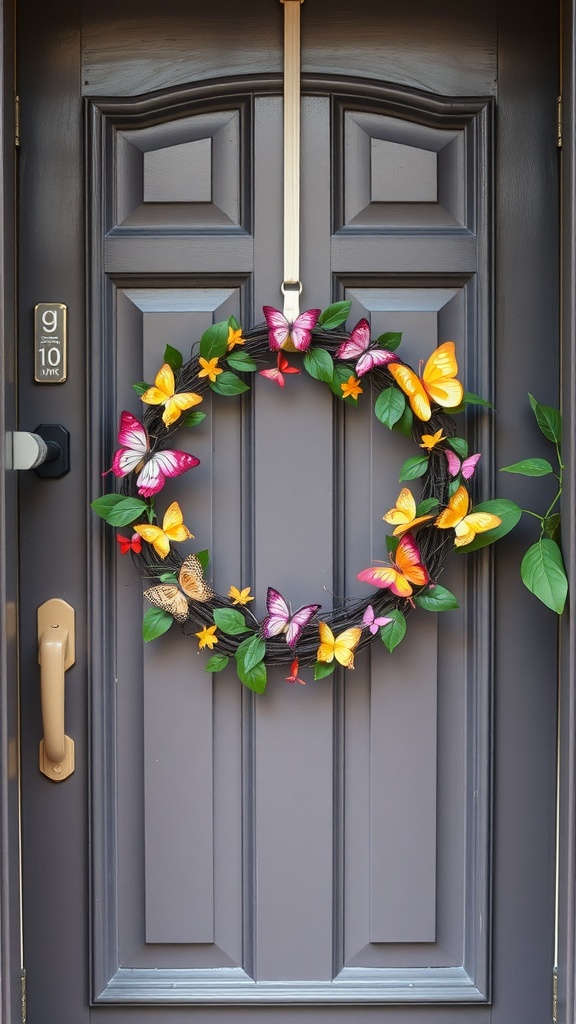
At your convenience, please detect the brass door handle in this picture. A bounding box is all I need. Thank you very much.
[37,599,75,781]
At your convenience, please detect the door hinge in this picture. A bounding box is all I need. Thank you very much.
[552,964,558,1023]
[15,94,20,148]
[557,94,562,149]
[20,968,26,1023]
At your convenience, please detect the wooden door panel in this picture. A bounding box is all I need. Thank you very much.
[87,81,491,1006]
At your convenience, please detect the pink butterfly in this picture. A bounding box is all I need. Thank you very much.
[263,306,320,352]
[259,351,301,388]
[445,450,481,480]
[335,319,397,377]
[261,587,321,647]
[362,604,392,635]
[111,411,200,498]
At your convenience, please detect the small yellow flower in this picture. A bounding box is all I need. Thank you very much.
[341,375,363,400]
[196,624,218,650]
[227,326,245,351]
[419,428,447,451]
[198,357,223,382]
[228,585,254,606]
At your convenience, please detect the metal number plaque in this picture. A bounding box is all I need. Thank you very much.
[34,303,67,383]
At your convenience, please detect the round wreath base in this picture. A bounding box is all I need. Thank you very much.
[123,321,460,668]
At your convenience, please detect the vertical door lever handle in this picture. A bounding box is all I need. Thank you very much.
[37,599,75,781]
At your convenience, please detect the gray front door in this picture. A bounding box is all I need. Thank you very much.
[18,2,559,1022]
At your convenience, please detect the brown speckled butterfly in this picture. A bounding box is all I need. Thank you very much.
[144,554,213,622]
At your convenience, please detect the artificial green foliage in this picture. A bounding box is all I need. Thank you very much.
[498,395,567,614]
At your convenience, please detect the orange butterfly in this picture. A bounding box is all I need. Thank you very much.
[388,341,464,421]
[357,533,429,598]
[383,488,434,536]
[434,485,501,546]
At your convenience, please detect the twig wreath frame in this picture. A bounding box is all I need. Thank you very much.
[92,300,522,693]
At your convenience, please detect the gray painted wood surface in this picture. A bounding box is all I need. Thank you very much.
[16,1,559,1022]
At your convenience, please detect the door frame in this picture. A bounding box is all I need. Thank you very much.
[1,0,576,1020]
[557,2,576,1021]
[0,0,22,1021]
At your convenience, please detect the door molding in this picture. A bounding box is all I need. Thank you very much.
[87,76,494,1007]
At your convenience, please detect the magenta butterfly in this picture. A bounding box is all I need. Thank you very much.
[362,604,392,635]
[111,410,200,498]
[335,318,397,377]
[263,306,321,352]
[261,587,321,647]
[445,450,481,480]
[259,351,301,388]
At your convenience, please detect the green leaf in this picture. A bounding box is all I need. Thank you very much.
[159,572,178,583]
[521,538,567,614]
[182,410,207,428]
[226,350,257,372]
[416,497,439,516]
[456,499,523,552]
[398,455,428,482]
[392,402,413,437]
[204,654,230,673]
[90,493,126,521]
[318,300,351,330]
[195,549,209,572]
[106,496,149,527]
[528,394,561,444]
[228,315,240,330]
[414,585,459,612]
[132,381,150,396]
[314,660,335,680]
[464,391,492,408]
[448,436,468,458]
[236,658,267,693]
[385,535,399,555]
[375,331,402,351]
[143,606,173,642]
[374,387,406,428]
[543,513,561,540]
[235,634,266,674]
[199,321,230,360]
[213,607,251,636]
[448,479,460,497]
[303,347,334,383]
[380,609,406,652]
[500,458,554,477]
[163,344,183,372]
[210,371,250,396]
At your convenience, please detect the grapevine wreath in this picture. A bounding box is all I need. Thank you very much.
[92,300,515,693]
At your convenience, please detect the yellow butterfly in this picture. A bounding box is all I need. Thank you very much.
[435,485,501,547]
[388,341,464,421]
[383,487,434,536]
[141,363,203,426]
[134,501,193,559]
[316,622,362,670]
[144,553,213,622]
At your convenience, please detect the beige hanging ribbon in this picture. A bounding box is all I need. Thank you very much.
[279,0,304,322]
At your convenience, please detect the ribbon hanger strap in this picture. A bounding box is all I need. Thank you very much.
[279,0,304,319]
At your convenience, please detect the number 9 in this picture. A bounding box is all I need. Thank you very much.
[42,309,58,333]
